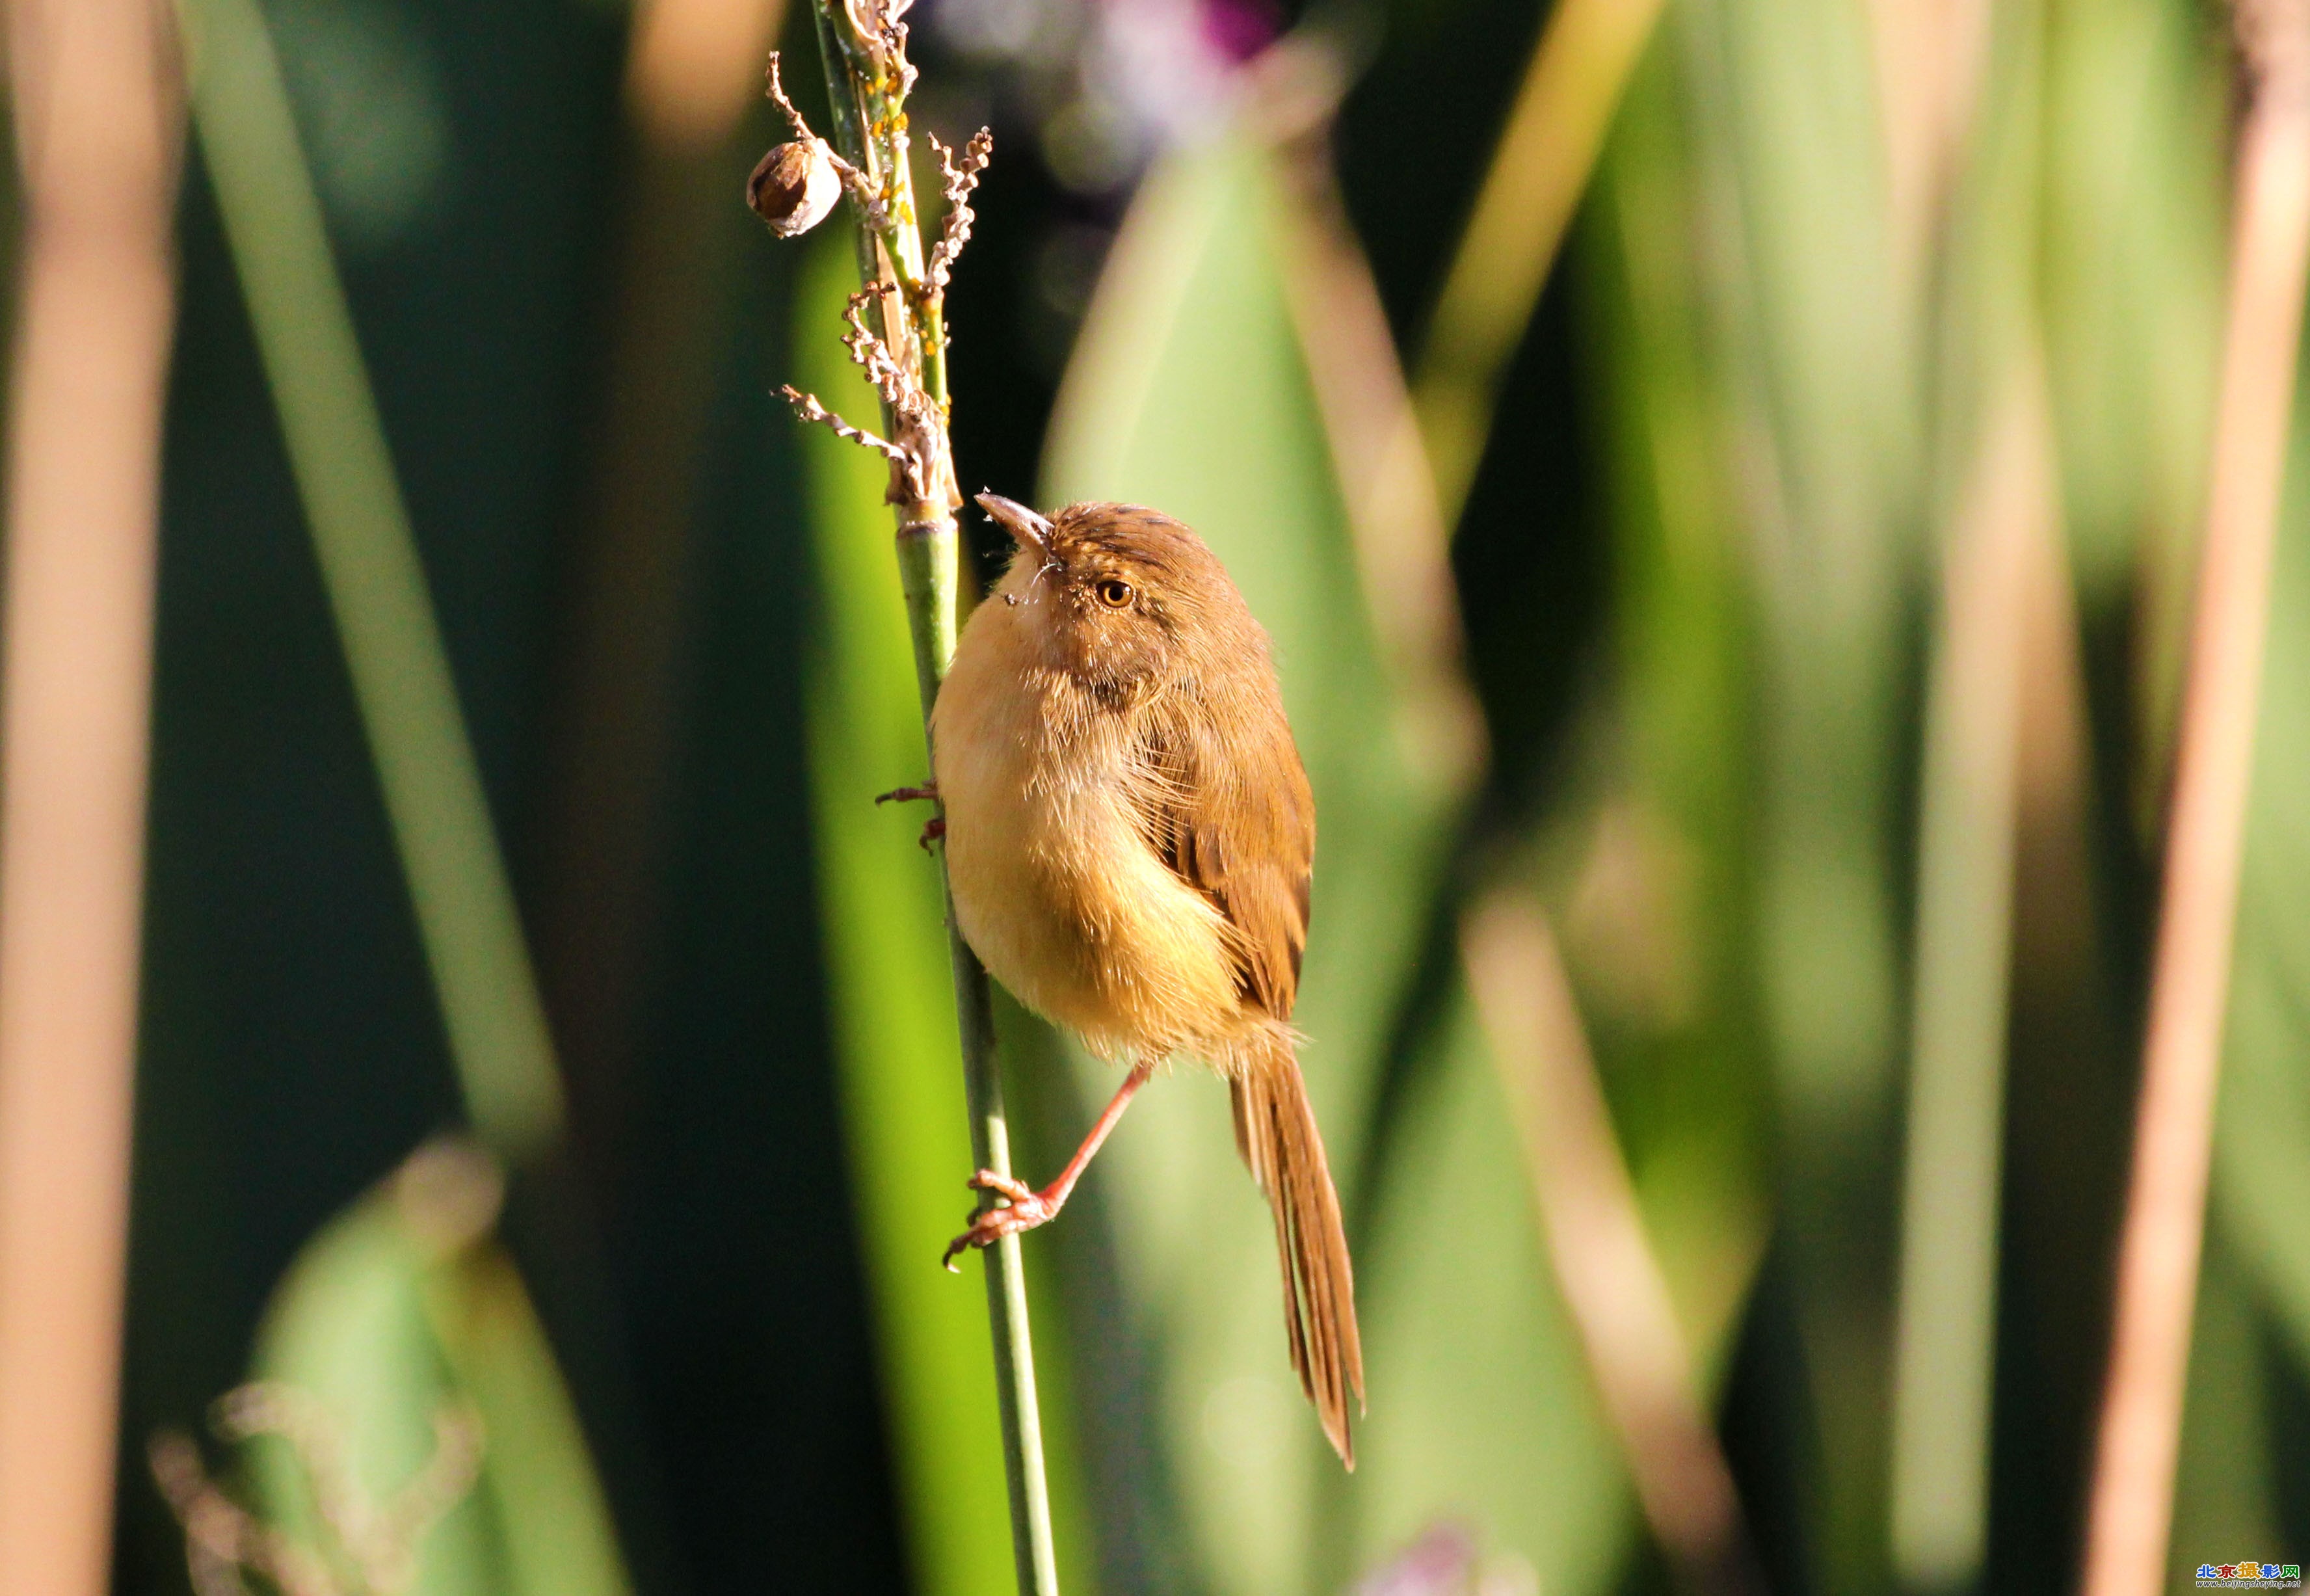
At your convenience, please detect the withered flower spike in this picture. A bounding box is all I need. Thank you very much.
[762,53,816,145]
[831,0,918,94]
[925,127,994,293]
[840,284,918,410]
[782,385,910,469]
[210,1383,371,1572]
[842,0,916,63]
[148,1428,338,1596]
[155,1383,488,1596]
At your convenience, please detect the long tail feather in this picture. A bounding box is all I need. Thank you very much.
[1230,1038,1364,1467]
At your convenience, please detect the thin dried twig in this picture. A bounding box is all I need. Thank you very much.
[213,1385,367,1578]
[2080,0,2310,1589]
[150,1432,255,1596]
[762,51,814,142]
[366,1409,486,1593]
[0,0,178,1585]
[1461,893,1760,1596]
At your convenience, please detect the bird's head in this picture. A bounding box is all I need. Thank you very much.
[976,494,1252,706]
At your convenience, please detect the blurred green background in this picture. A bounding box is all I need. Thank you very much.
[40,0,2310,1587]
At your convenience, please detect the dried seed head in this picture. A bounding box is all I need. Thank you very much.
[747,139,842,237]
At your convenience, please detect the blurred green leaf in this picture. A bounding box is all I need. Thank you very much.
[1883,0,2053,1580]
[2035,0,2231,858]
[1412,0,1667,533]
[2165,1240,2285,1586]
[427,1250,628,1596]
[183,0,566,1165]
[1666,0,1924,1576]
[247,1150,629,1596]
[1349,991,1632,1595]
[2214,356,2310,1380]
[1578,31,1773,1376]
[2038,0,2228,618]
[1039,124,1558,1593]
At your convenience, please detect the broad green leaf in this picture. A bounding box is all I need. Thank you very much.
[1668,0,1922,1577]
[2214,353,2310,1381]
[1580,31,1773,1375]
[1348,992,1631,1596]
[1881,0,2052,1580]
[2038,0,2228,628]
[424,1249,628,1596]
[248,1156,630,1596]
[2164,1240,2284,1588]
[794,234,1016,1596]
[1039,128,1519,1595]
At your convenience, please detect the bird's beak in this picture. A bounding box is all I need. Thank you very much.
[976,491,1052,553]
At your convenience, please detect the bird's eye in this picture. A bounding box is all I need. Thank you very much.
[1095,578,1134,609]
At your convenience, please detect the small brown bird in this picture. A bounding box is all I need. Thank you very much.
[924,493,1364,1467]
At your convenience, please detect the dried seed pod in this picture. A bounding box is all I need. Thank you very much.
[748,139,842,237]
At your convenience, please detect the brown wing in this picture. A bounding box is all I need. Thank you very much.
[1132,687,1314,1022]
[1069,503,1357,1464]
[1137,686,1361,1467]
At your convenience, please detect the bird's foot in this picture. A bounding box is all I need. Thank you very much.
[874,783,944,847]
[967,1169,1034,1204]
[942,1171,1057,1270]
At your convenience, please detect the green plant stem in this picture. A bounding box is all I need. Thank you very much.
[799,7,1059,1590]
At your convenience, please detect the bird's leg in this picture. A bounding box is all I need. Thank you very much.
[875,782,943,848]
[944,1058,1156,1270]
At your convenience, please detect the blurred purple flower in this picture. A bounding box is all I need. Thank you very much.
[1200,0,1282,62]
[1357,1522,1480,1596]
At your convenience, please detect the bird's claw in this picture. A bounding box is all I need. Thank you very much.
[872,784,945,847]
[940,1173,1054,1271]
[966,1168,1033,1204]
